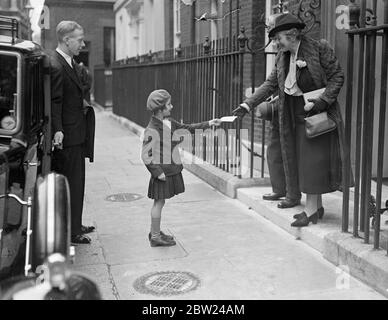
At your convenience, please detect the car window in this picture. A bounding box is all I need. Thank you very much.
[0,52,19,132]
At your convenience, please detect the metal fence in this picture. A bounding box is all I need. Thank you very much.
[342,0,388,251]
[94,65,113,108]
[110,28,268,179]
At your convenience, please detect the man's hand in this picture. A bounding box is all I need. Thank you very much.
[232,103,250,118]
[53,131,64,150]
[307,98,328,113]
[209,119,222,127]
[158,173,166,181]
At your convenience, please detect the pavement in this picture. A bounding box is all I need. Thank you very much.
[71,107,386,300]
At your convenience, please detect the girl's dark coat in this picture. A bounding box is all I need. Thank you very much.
[142,116,210,178]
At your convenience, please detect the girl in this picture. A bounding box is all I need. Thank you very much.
[142,89,221,247]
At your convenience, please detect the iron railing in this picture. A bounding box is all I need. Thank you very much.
[342,0,388,252]
[110,29,269,179]
[94,65,113,109]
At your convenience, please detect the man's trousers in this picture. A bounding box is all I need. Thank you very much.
[267,113,301,200]
[52,144,85,236]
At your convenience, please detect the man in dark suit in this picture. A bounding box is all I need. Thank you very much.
[50,21,95,244]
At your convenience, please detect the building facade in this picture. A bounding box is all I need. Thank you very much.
[43,0,116,70]
[114,0,175,60]
[0,0,31,39]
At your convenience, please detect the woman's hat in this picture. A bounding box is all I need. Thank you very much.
[268,13,306,38]
[147,89,171,112]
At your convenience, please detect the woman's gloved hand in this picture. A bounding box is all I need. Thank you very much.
[232,104,250,118]
[307,97,328,113]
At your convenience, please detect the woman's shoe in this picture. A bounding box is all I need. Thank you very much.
[291,211,319,227]
[294,207,324,220]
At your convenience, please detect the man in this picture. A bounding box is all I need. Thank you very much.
[256,97,299,207]
[50,21,95,244]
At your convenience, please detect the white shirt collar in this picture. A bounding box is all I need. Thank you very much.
[56,47,73,68]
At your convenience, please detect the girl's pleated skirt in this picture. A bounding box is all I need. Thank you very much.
[148,173,185,200]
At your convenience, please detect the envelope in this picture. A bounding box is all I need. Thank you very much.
[220,116,238,123]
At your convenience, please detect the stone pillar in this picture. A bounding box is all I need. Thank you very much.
[320,0,337,47]
[10,0,18,10]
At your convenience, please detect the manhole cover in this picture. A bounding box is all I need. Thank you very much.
[133,271,200,296]
[105,193,143,202]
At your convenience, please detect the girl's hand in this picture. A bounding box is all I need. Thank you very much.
[158,173,166,181]
[209,119,222,127]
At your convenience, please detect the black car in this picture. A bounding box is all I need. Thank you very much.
[0,16,72,281]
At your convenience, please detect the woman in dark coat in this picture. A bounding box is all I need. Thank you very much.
[233,13,346,227]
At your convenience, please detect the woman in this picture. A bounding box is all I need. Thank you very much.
[233,13,346,227]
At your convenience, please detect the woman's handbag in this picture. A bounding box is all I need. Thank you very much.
[304,111,336,138]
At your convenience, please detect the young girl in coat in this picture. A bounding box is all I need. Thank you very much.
[142,89,221,247]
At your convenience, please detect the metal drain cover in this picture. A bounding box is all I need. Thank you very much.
[133,271,200,296]
[105,193,143,202]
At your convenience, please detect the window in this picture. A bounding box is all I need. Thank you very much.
[173,0,181,48]
[104,27,116,66]
[28,57,45,129]
[175,0,181,34]
[0,52,20,133]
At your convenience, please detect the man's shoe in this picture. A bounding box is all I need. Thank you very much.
[148,231,174,241]
[263,192,286,201]
[278,198,301,209]
[71,234,91,244]
[150,236,176,247]
[81,225,95,234]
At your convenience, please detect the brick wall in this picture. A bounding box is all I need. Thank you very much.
[44,0,115,81]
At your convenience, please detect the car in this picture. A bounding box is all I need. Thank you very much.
[0,15,72,282]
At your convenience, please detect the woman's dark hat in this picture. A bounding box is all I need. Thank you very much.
[268,13,306,38]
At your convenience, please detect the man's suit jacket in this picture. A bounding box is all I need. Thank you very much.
[50,51,86,148]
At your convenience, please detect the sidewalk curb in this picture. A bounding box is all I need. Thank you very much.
[100,107,388,298]
[236,188,388,298]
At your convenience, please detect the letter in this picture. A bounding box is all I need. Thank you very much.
[194,129,205,164]
[141,128,161,165]
[336,5,350,30]
[235,305,245,315]
[170,307,176,318]
[142,306,149,315]
[172,128,192,165]
[163,125,172,165]
[160,307,169,314]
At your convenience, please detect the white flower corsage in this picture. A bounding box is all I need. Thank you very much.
[296,60,307,69]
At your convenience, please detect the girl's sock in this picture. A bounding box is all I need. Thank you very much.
[150,217,161,239]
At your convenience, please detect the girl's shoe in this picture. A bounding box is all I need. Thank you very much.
[291,211,319,227]
[150,236,176,247]
[148,231,174,241]
[293,207,324,220]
